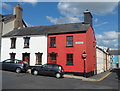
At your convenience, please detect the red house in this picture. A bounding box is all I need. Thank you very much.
[47,10,96,77]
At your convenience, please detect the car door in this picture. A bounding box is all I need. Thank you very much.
[46,65,55,76]
[40,64,49,75]
[11,59,21,71]
[2,59,14,71]
[10,59,19,71]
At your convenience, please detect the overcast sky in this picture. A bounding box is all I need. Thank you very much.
[1,1,119,50]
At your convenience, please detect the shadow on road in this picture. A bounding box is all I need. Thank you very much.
[111,68,120,80]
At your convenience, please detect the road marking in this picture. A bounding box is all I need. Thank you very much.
[96,72,112,82]
[64,72,113,82]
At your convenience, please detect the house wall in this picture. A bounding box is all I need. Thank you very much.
[0,21,2,61]
[48,33,86,73]
[86,27,96,74]
[48,28,96,76]
[119,55,120,68]
[1,35,47,66]
[110,55,119,68]
[106,54,111,70]
[96,48,107,74]
[2,19,15,35]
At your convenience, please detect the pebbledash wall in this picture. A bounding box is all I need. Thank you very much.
[1,35,47,65]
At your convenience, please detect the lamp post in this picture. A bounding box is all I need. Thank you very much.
[82,51,87,77]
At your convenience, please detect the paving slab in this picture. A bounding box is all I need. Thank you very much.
[64,71,112,82]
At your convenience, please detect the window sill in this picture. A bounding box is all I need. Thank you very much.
[66,64,73,66]
[51,60,56,61]
[35,64,42,65]
[10,48,16,49]
[50,47,56,48]
[66,46,73,47]
[23,47,29,48]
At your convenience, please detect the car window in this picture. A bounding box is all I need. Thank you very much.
[47,65,52,68]
[14,59,20,63]
[42,64,52,68]
[4,59,14,63]
[54,65,62,70]
[42,64,47,68]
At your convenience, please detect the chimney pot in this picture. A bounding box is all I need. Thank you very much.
[17,4,20,7]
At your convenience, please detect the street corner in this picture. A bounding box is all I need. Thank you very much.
[63,74,96,81]
[63,71,113,82]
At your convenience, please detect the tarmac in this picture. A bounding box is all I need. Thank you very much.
[27,69,112,82]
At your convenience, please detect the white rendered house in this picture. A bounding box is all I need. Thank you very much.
[1,34,47,66]
[96,46,110,74]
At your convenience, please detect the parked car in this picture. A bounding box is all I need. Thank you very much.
[0,59,29,73]
[31,63,64,78]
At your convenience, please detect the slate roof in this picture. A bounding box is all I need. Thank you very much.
[0,14,27,27]
[1,14,15,22]
[2,22,90,37]
[108,50,120,55]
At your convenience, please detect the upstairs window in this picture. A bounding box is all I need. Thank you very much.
[50,37,56,48]
[66,36,73,47]
[66,54,73,65]
[24,37,30,48]
[35,52,43,65]
[10,38,16,49]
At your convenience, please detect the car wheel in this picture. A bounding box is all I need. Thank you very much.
[55,73,61,78]
[15,68,21,73]
[33,70,38,75]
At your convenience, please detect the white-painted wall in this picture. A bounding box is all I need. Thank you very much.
[2,20,15,35]
[96,48,107,74]
[1,35,48,66]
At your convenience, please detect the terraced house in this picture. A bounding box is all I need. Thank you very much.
[1,5,96,77]
[0,4,27,60]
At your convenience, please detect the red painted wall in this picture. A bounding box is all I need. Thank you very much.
[86,27,96,73]
[48,27,96,73]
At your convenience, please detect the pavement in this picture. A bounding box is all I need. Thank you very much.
[64,71,112,81]
[27,69,112,82]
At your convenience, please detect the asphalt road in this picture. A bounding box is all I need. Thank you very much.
[1,70,119,89]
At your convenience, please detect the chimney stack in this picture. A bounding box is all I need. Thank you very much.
[84,9,93,27]
[14,4,23,29]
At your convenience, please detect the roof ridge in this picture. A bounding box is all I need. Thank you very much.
[27,22,84,28]
[2,14,13,16]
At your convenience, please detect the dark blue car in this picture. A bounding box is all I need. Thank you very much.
[31,64,64,78]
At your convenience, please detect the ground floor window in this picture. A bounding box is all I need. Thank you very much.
[9,52,16,59]
[35,52,43,65]
[66,54,73,65]
[50,52,57,61]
